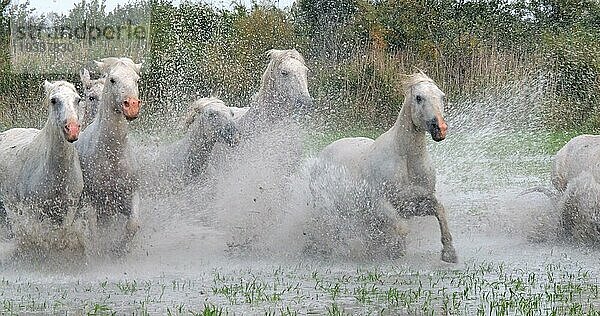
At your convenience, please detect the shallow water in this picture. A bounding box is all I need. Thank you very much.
[1,78,599,314]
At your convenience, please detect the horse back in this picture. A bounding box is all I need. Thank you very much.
[0,128,40,183]
[0,128,38,152]
[319,137,374,169]
[552,135,600,192]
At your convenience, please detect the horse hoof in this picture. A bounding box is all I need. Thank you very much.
[441,248,458,263]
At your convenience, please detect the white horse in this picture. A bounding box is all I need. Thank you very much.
[139,97,242,187]
[546,135,600,241]
[552,135,600,193]
[0,80,82,226]
[181,97,242,175]
[236,49,312,133]
[557,173,600,243]
[318,72,457,263]
[76,57,142,253]
[79,68,105,130]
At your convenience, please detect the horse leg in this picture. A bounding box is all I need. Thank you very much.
[80,201,100,256]
[434,201,457,263]
[61,197,87,256]
[379,200,408,259]
[120,192,140,253]
[0,197,13,239]
[559,187,577,238]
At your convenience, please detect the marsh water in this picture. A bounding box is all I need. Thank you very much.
[0,77,599,314]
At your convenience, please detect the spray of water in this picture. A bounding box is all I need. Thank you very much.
[0,71,567,271]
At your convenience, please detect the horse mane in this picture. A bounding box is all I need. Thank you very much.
[259,49,306,89]
[184,97,225,130]
[267,49,306,67]
[400,71,435,94]
[95,57,142,74]
[44,80,78,97]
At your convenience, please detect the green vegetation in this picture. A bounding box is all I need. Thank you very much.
[0,261,598,314]
[0,0,599,132]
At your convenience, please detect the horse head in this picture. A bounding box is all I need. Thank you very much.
[261,49,313,115]
[95,57,142,121]
[401,72,447,142]
[44,80,81,143]
[79,68,105,128]
[186,97,241,146]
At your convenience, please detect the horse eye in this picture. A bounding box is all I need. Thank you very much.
[280,70,289,77]
[415,95,423,103]
[50,97,57,105]
[110,77,116,84]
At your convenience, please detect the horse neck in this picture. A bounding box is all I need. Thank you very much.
[95,99,129,154]
[84,100,98,127]
[255,84,273,104]
[186,128,214,166]
[254,82,289,118]
[392,101,427,155]
[36,115,77,172]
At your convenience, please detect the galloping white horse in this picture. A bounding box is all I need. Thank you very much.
[139,97,242,188]
[79,68,105,130]
[0,80,82,225]
[236,49,312,133]
[205,50,311,252]
[318,72,457,263]
[76,57,142,253]
[181,97,242,175]
[552,135,600,193]
[549,135,600,240]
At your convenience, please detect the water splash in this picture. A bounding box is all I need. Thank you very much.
[0,71,570,273]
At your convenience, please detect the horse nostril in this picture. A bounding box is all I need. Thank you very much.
[64,122,80,134]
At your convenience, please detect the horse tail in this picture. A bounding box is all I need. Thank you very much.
[520,186,557,199]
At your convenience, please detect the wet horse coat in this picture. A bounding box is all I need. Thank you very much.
[76,57,142,252]
[236,49,312,135]
[0,81,82,225]
[550,135,600,241]
[318,72,457,263]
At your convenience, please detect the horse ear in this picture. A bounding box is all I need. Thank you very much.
[94,60,106,72]
[133,63,142,74]
[99,57,119,64]
[399,74,413,93]
[183,109,199,131]
[414,67,426,76]
[80,68,91,86]
[266,49,283,60]
[43,80,53,94]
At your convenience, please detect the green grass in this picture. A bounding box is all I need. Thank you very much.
[0,261,598,315]
[304,125,385,154]
[543,130,591,155]
[304,123,582,156]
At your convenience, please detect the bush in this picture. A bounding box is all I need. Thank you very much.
[1,0,600,132]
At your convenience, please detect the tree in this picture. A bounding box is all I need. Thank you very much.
[0,0,11,74]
